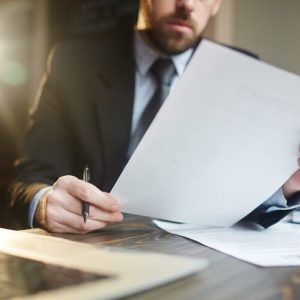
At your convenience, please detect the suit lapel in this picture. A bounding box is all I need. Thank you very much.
[96,29,135,185]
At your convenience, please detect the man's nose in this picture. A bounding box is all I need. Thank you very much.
[176,0,195,13]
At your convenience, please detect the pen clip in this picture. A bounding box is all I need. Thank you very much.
[83,166,90,182]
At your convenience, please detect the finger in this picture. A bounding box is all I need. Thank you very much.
[61,212,109,233]
[46,204,108,233]
[54,176,120,212]
[89,204,123,223]
[49,188,123,222]
[46,220,81,234]
[47,184,123,226]
[47,220,101,234]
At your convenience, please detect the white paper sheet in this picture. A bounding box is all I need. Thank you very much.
[112,40,300,226]
[154,220,300,267]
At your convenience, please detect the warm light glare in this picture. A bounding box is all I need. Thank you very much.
[0,60,28,86]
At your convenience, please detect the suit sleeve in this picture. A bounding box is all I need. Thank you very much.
[8,46,74,227]
[241,190,300,228]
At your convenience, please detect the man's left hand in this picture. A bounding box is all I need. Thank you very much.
[282,146,300,199]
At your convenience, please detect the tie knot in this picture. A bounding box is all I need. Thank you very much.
[150,58,177,87]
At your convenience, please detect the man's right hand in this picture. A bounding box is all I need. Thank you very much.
[35,175,123,233]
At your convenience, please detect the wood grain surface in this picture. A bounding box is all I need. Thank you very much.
[51,214,300,300]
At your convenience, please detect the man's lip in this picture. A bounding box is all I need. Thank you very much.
[166,21,192,33]
[168,20,191,28]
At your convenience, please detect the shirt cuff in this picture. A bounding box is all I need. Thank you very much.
[261,188,300,213]
[28,186,51,228]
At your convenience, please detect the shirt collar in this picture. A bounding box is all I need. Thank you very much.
[134,30,194,77]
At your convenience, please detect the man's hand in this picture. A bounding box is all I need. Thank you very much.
[35,175,123,233]
[283,147,300,199]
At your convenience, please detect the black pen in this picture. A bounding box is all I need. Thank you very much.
[82,165,90,224]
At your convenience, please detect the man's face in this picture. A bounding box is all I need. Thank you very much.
[144,0,222,55]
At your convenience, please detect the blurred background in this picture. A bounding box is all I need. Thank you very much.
[0,0,299,227]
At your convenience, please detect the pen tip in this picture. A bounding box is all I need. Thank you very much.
[83,212,88,224]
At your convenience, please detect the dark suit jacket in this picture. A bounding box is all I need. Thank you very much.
[9,28,292,227]
[10,28,136,226]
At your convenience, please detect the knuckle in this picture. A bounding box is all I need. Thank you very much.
[72,218,87,232]
[54,176,67,188]
[55,175,76,188]
[47,190,58,204]
[78,222,88,233]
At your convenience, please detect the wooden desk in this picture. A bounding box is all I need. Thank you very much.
[51,214,300,300]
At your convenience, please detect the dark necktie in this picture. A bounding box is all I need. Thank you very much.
[127,58,177,157]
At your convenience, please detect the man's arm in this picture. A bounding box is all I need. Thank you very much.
[8,44,123,232]
[8,46,73,227]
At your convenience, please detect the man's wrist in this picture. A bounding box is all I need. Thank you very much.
[28,185,51,228]
[35,189,52,229]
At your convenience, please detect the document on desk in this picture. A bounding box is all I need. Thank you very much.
[154,220,300,267]
[112,39,300,226]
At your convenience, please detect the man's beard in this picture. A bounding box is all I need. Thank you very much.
[147,11,201,55]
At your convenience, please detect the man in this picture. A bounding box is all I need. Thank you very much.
[9,0,300,233]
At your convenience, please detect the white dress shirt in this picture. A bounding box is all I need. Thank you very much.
[131,31,193,134]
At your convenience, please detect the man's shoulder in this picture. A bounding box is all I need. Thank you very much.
[49,27,134,66]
